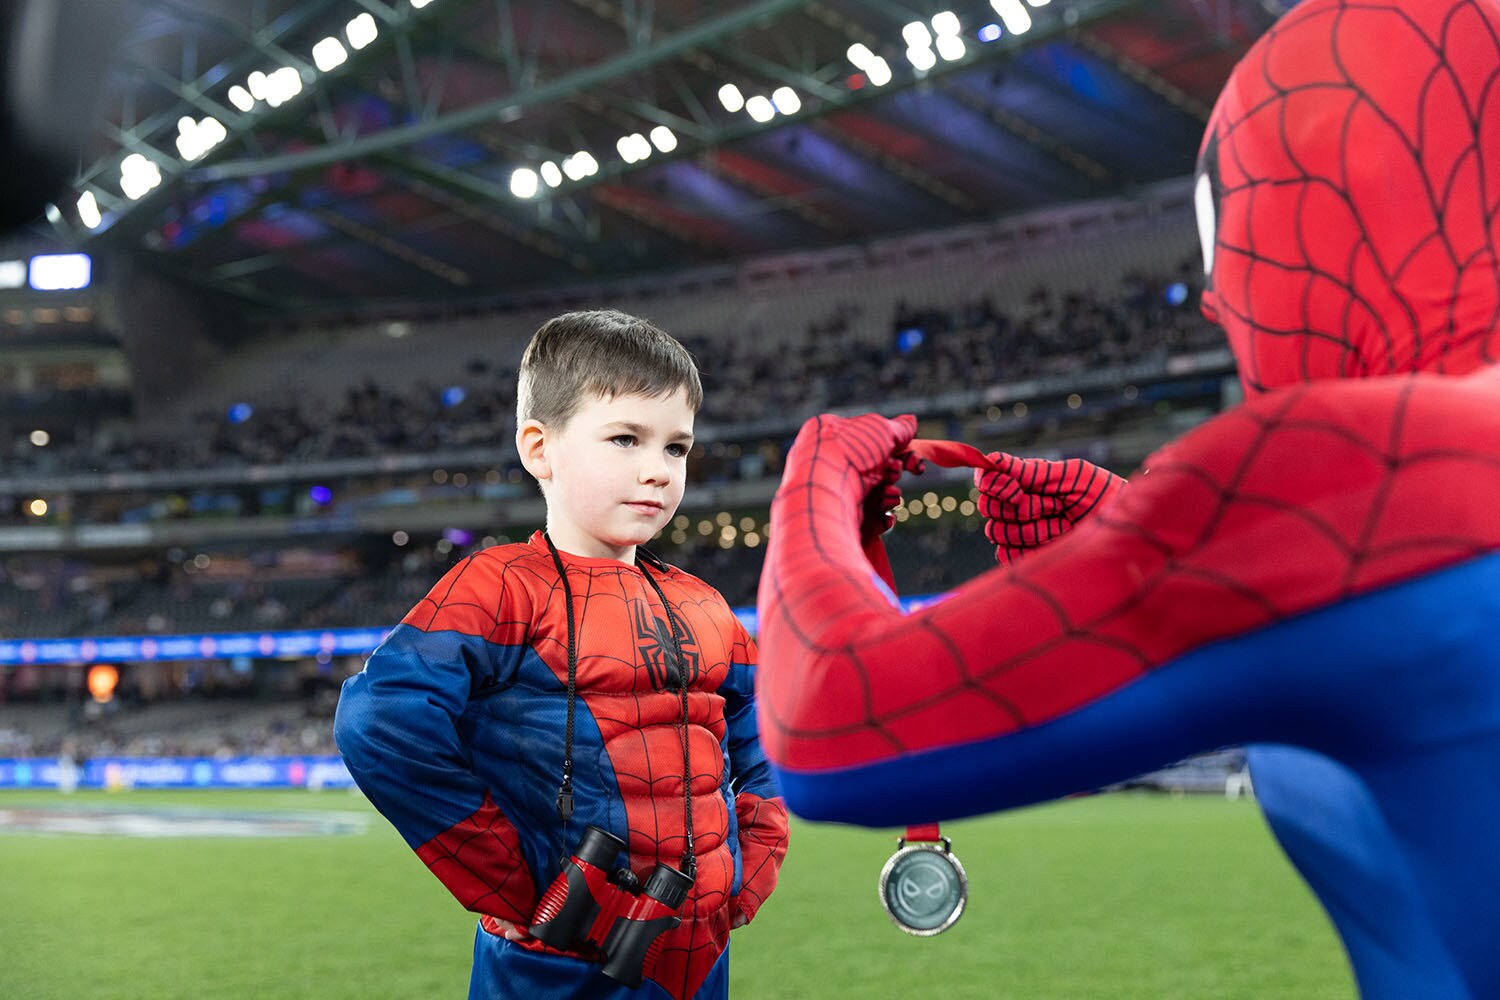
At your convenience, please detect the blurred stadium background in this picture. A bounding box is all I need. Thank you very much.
[0,0,1354,996]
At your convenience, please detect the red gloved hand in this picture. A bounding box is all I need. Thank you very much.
[976,453,1126,566]
[781,413,921,587]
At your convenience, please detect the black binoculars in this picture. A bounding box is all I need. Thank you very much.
[529,825,694,987]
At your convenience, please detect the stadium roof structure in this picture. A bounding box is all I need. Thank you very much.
[58,0,1291,315]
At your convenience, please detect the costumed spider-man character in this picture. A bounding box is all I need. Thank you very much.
[336,533,787,999]
[756,1,1500,996]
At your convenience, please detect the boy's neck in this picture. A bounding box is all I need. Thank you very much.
[544,523,636,565]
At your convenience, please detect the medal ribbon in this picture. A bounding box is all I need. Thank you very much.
[861,438,995,848]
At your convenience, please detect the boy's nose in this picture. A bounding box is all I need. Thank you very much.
[639,455,671,485]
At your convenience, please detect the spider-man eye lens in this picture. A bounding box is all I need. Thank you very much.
[1194,172,1216,282]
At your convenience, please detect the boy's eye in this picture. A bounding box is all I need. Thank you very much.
[611,434,637,448]
[666,443,689,458]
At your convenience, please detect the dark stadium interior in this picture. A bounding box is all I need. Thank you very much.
[2,0,1277,771]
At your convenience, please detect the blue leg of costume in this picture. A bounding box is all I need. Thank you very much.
[468,927,730,1000]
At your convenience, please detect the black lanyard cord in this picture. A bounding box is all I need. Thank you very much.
[543,534,579,823]
[543,535,696,877]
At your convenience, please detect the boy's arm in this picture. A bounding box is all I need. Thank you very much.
[334,554,537,926]
[721,624,790,927]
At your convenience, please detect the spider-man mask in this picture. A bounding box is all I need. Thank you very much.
[1195,0,1500,395]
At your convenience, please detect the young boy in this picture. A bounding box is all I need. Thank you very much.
[335,309,788,1000]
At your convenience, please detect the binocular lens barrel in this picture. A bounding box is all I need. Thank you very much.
[574,825,627,868]
[640,861,693,909]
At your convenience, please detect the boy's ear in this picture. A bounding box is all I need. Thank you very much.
[516,419,551,482]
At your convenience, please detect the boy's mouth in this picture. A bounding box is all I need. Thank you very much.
[625,500,664,514]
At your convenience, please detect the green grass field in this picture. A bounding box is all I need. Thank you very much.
[0,790,1354,999]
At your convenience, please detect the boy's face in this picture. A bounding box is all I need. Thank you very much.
[519,388,695,562]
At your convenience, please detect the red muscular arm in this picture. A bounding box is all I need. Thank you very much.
[755,383,1500,821]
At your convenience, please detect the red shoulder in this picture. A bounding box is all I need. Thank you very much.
[400,542,554,641]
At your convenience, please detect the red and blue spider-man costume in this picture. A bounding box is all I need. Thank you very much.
[757,1,1500,997]
[336,532,787,999]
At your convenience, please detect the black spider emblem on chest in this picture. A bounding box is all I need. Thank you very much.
[632,599,700,692]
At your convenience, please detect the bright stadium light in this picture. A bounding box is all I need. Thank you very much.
[991,0,1033,34]
[509,167,539,198]
[119,153,162,200]
[745,95,775,123]
[902,21,932,48]
[29,253,92,291]
[906,45,937,71]
[617,133,651,163]
[718,83,745,112]
[0,260,24,288]
[345,12,378,50]
[1027,0,1051,6]
[931,11,962,36]
[266,66,303,107]
[771,86,801,115]
[312,36,349,72]
[411,0,436,7]
[562,151,598,180]
[978,23,1002,42]
[246,71,270,102]
[77,191,102,229]
[227,85,255,112]
[649,126,678,153]
[846,43,875,68]
[936,34,966,61]
[175,115,227,160]
[867,57,893,86]
[539,161,563,187]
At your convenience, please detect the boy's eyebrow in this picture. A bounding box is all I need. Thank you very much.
[607,420,694,442]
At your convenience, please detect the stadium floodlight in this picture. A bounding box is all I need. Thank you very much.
[745,95,775,123]
[29,430,49,447]
[175,115,227,160]
[510,167,540,198]
[906,45,937,71]
[0,260,25,288]
[1027,0,1051,6]
[990,0,1033,34]
[902,21,932,48]
[771,86,801,115]
[411,0,436,7]
[978,23,1002,42]
[227,84,255,112]
[846,43,875,68]
[931,11,961,36]
[312,36,349,73]
[265,66,303,107]
[540,161,563,187]
[120,153,162,200]
[77,191,102,229]
[617,133,651,163]
[649,126,678,153]
[28,253,92,291]
[936,34,966,61]
[247,70,271,101]
[718,83,745,112]
[345,12,378,50]
[867,57,893,86]
[563,150,598,179]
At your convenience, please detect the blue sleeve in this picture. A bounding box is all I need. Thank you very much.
[721,628,780,802]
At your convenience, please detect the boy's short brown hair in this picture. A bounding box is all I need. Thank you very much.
[516,309,704,427]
